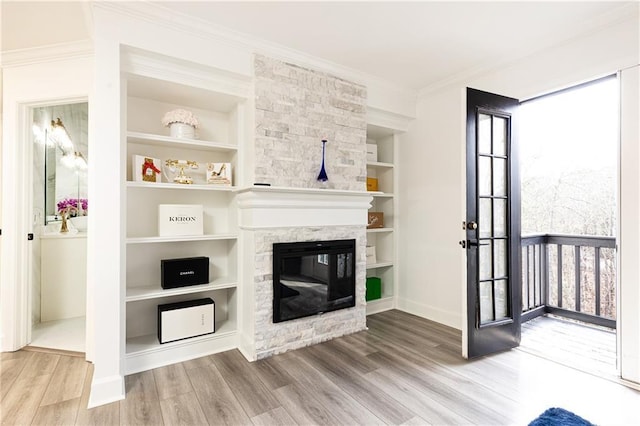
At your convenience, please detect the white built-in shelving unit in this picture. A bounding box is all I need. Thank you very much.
[121,48,250,374]
[366,124,400,315]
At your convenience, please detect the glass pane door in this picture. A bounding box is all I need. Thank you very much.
[466,87,520,359]
[477,112,510,325]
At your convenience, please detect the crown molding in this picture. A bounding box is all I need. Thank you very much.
[121,46,253,100]
[417,2,639,99]
[1,39,93,68]
[367,106,413,133]
[93,1,416,101]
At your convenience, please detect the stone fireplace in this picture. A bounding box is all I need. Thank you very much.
[237,55,370,360]
[237,188,371,360]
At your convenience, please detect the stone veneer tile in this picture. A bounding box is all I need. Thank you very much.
[252,226,367,359]
[248,55,369,358]
[254,54,367,191]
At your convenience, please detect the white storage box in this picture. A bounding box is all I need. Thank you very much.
[158,298,215,344]
[158,204,203,237]
[366,143,378,163]
[366,245,377,265]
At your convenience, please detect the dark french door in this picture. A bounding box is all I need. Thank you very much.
[465,88,521,359]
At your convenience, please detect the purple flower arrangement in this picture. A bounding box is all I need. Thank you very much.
[57,198,88,216]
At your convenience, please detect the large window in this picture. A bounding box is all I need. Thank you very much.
[520,76,618,236]
[520,77,618,319]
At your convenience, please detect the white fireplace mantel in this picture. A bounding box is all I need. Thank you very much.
[236,186,375,229]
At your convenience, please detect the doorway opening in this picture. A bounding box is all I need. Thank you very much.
[519,76,618,377]
[29,102,89,354]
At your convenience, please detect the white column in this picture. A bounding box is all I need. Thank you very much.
[619,65,640,383]
[88,7,126,407]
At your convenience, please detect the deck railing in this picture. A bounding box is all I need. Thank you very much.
[521,234,616,329]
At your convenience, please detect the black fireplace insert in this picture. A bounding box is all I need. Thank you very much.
[272,239,356,323]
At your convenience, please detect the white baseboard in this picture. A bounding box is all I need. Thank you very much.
[87,374,125,409]
[238,335,256,362]
[396,297,462,330]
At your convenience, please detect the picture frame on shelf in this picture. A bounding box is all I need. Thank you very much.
[133,155,162,183]
[206,162,232,186]
[367,212,384,229]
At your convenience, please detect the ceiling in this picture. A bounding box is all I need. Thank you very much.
[1,1,91,51]
[1,1,634,91]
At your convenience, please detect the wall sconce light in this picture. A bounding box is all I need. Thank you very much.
[41,117,88,170]
[33,116,88,170]
[61,151,88,170]
[50,118,75,153]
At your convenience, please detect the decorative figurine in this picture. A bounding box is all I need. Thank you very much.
[165,159,199,184]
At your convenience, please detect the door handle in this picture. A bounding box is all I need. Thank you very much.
[461,239,489,249]
[467,239,489,248]
[467,221,478,230]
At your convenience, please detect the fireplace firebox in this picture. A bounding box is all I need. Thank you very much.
[273,239,356,323]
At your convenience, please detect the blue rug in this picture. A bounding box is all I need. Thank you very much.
[529,407,595,426]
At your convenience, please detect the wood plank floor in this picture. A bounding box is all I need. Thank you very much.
[520,315,617,379]
[2,310,639,425]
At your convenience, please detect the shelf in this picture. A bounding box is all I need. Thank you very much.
[367,161,394,169]
[126,279,238,302]
[370,192,394,198]
[366,128,397,318]
[236,186,374,197]
[126,234,238,244]
[123,56,245,376]
[366,296,394,315]
[366,227,394,233]
[125,317,237,356]
[366,261,394,269]
[127,131,237,152]
[127,181,235,191]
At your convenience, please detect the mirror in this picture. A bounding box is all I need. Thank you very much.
[32,102,88,230]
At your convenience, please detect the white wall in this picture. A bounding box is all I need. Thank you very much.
[1,56,93,353]
[0,69,3,299]
[399,10,639,334]
[396,88,466,328]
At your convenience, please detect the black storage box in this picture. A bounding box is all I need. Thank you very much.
[161,256,209,289]
[158,298,215,344]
